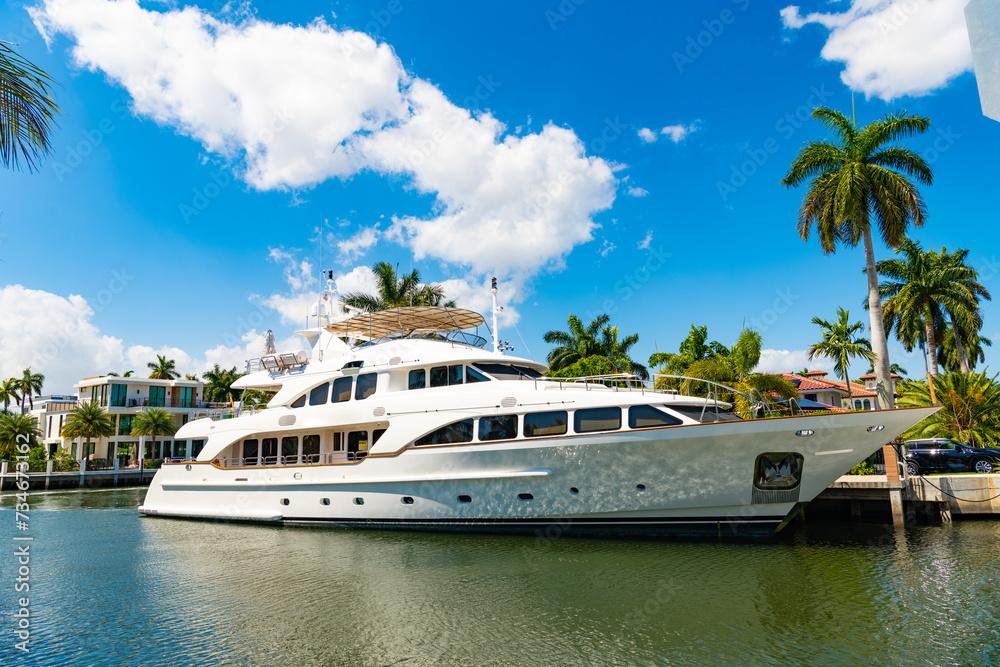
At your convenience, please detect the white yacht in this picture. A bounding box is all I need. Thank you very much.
[139,293,937,538]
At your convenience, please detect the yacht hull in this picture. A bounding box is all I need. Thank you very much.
[139,407,936,539]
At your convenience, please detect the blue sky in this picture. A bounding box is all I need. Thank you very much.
[1,0,996,393]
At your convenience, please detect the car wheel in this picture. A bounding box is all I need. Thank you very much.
[973,459,994,474]
[906,461,920,477]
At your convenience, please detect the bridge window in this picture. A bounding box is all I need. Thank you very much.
[629,405,683,428]
[291,394,306,408]
[355,373,377,400]
[449,364,464,385]
[309,383,329,406]
[430,366,448,388]
[479,415,517,441]
[415,419,474,446]
[574,407,622,433]
[331,376,353,403]
[524,411,568,437]
[408,369,426,390]
[466,366,490,383]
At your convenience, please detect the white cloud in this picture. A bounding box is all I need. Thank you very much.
[627,186,649,198]
[32,0,616,291]
[638,230,653,250]
[637,127,657,142]
[598,240,616,257]
[660,124,696,143]
[780,0,973,100]
[337,226,380,259]
[756,349,835,374]
[0,285,304,393]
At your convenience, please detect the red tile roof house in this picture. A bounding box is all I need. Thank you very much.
[778,370,902,412]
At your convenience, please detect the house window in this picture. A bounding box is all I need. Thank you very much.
[149,386,165,407]
[118,414,133,436]
[177,386,193,408]
[110,383,128,407]
[803,393,817,402]
[863,399,871,410]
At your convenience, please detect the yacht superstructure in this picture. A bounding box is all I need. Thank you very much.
[139,303,937,538]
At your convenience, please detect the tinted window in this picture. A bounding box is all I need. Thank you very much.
[574,407,622,433]
[331,377,353,403]
[466,366,490,383]
[281,436,298,456]
[262,438,278,458]
[373,428,386,444]
[348,431,369,452]
[474,363,533,381]
[479,415,517,441]
[303,434,320,457]
[355,373,377,400]
[524,411,568,437]
[415,419,474,446]
[449,364,464,385]
[290,394,306,408]
[667,405,741,423]
[629,405,683,428]
[309,383,329,406]
[243,439,258,459]
[408,369,426,390]
[430,366,448,387]
[513,365,542,378]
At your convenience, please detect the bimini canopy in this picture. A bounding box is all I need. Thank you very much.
[325,306,485,340]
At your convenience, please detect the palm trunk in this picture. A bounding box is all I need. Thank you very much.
[950,313,971,374]
[862,226,894,409]
[924,303,938,376]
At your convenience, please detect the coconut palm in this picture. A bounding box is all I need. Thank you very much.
[131,407,176,463]
[0,411,40,460]
[936,327,992,374]
[16,367,44,410]
[543,314,610,372]
[61,401,115,461]
[341,262,453,313]
[147,355,180,380]
[808,307,875,402]
[0,41,60,171]
[782,107,933,408]
[598,324,648,380]
[0,378,20,411]
[648,324,728,376]
[875,239,979,377]
[897,372,1000,446]
[202,364,241,404]
[937,246,991,373]
[683,328,798,417]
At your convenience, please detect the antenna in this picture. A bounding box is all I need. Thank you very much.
[491,277,500,354]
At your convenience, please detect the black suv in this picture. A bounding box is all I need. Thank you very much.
[904,439,1000,476]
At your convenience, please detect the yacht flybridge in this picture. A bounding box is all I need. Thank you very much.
[139,301,937,538]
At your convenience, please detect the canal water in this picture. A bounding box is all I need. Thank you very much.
[2,488,998,666]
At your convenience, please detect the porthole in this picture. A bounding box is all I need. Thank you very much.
[457,495,472,503]
[353,497,364,505]
[570,487,579,494]
[280,498,290,506]
[293,472,303,479]
[401,496,414,505]
[320,498,330,505]
[867,425,885,432]
[185,464,192,471]
[795,429,815,437]
[636,484,646,492]
[518,493,534,501]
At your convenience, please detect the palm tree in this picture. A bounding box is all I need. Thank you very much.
[341,262,453,313]
[0,41,60,171]
[683,328,798,417]
[598,325,648,379]
[648,324,728,377]
[0,378,20,411]
[937,246,991,373]
[897,372,1000,446]
[875,239,978,377]
[147,355,180,380]
[808,307,875,403]
[17,367,44,410]
[131,407,176,463]
[0,411,40,460]
[936,327,991,374]
[543,314,610,372]
[61,402,115,461]
[202,364,242,404]
[782,107,933,408]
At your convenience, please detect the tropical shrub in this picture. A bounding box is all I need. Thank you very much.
[897,371,1000,445]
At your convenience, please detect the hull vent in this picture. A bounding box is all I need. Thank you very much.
[500,397,518,408]
[372,407,386,417]
[752,487,801,505]
[278,415,296,426]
